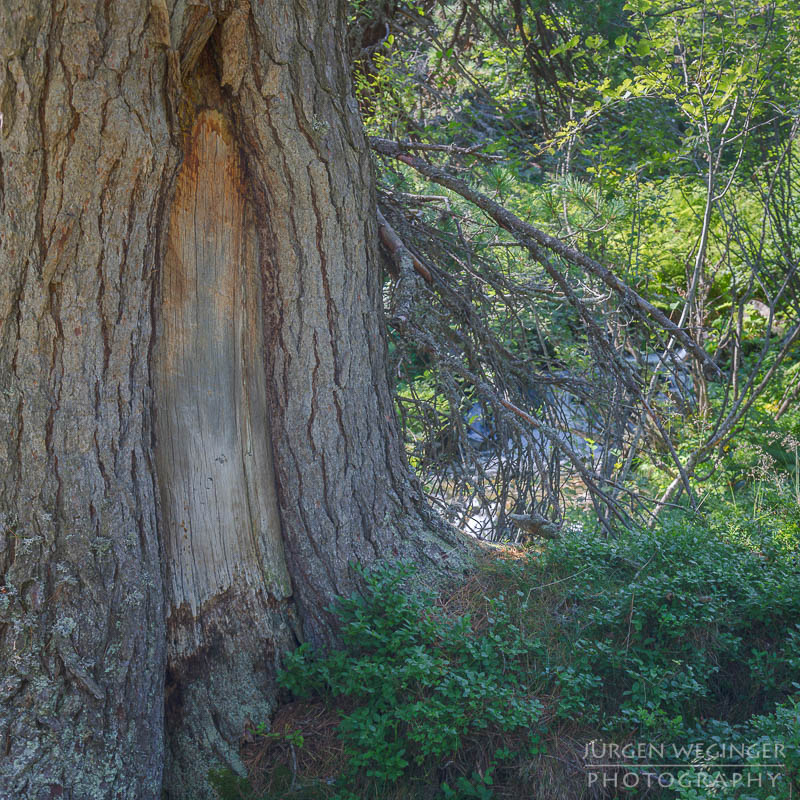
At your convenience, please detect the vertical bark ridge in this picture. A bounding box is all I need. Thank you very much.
[230,0,463,647]
[0,2,173,797]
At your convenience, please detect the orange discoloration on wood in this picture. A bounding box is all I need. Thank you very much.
[156,107,289,630]
[162,110,245,372]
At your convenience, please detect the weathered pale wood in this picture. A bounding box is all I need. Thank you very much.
[156,109,289,625]
[155,108,294,797]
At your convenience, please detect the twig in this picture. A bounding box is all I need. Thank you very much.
[374,138,503,161]
[377,209,433,283]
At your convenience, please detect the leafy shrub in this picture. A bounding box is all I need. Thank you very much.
[513,516,800,734]
[279,562,544,796]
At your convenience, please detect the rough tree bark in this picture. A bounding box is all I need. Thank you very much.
[0,1,462,798]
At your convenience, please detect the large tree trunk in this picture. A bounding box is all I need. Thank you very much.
[0,1,460,798]
[0,3,172,796]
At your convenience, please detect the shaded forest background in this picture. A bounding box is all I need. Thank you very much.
[364,0,800,538]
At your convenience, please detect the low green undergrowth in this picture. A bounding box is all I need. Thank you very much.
[214,498,800,800]
[529,516,800,732]
[279,561,545,798]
